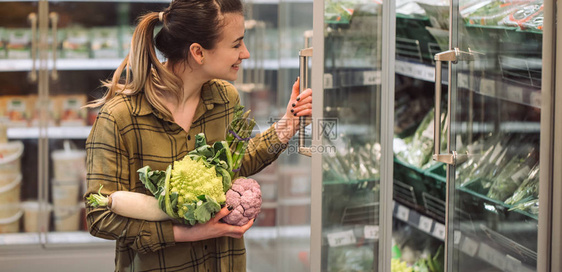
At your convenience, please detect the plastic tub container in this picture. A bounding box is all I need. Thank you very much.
[51,179,80,207]
[0,209,23,233]
[53,205,81,232]
[0,141,24,182]
[51,148,86,181]
[0,174,22,205]
[0,203,20,219]
[21,201,52,232]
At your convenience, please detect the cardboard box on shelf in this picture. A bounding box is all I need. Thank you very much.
[29,95,58,127]
[62,27,90,59]
[90,27,120,59]
[0,28,7,59]
[56,94,88,127]
[0,96,32,127]
[5,28,31,59]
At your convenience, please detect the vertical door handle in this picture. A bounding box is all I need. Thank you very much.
[49,12,59,81]
[298,46,313,157]
[28,13,38,82]
[433,48,473,165]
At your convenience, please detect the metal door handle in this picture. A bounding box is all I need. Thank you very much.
[28,13,38,82]
[49,12,59,81]
[433,48,473,165]
[298,46,313,157]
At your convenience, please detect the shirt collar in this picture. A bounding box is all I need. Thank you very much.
[130,80,231,118]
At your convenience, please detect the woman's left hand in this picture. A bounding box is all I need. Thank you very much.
[275,77,312,144]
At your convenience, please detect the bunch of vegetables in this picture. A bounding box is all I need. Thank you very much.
[87,105,262,226]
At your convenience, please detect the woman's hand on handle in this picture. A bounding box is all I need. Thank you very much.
[276,77,313,144]
[172,206,254,242]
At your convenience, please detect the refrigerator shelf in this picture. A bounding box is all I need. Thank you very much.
[0,59,290,72]
[0,231,111,247]
[392,200,536,272]
[395,59,541,108]
[7,126,92,139]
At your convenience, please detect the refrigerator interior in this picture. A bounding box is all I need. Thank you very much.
[392,0,542,271]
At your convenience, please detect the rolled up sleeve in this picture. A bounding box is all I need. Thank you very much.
[240,123,288,177]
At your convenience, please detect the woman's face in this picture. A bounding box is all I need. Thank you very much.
[202,13,250,81]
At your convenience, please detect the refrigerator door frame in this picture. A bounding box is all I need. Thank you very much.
[309,0,395,270]
[444,0,556,271]
[544,0,561,270]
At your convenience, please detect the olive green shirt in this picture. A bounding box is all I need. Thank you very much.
[84,79,287,272]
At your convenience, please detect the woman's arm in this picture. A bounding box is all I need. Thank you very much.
[238,78,312,177]
[172,206,254,242]
[85,109,175,253]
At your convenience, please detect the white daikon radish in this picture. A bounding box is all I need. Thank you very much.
[87,186,172,221]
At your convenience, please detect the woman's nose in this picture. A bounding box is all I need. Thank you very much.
[241,44,250,59]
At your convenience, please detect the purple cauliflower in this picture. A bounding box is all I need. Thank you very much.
[221,178,262,226]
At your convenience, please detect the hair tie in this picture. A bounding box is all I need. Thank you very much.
[158,12,164,22]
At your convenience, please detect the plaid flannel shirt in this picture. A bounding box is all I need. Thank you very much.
[84,79,287,272]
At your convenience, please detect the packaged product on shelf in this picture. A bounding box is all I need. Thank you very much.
[29,95,58,127]
[21,201,52,232]
[417,1,450,30]
[487,146,538,201]
[51,145,86,182]
[505,163,539,206]
[119,26,134,58]
[0,28,6,59]
[0,208,22,233]
[464,1,526,26]
[521,11,543,31]
[51,178,80,207]
[324,1,355,24]
[499,2,542,28]
[53,204,81,232]
[56,94,87,127]
[62,27,90,59]
[0,95,32,127]
[90,27,119,59]
[5,28,31,59]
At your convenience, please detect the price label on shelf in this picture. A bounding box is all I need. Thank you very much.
[506,86,524,103]
[478,243,506,270]
[453,230,462,245]
[458,73,469,89]
[363,70,381,85]
[324,73,334,89]
[327,230,356,247]
[460,236,478,257]
[404,65,414,77]
[364,225,379,240]
[426,67,435,81]
[480,78,495,96]
[505,255,521,272]
[395,61,405,74]
[396,205,409,222]
[530,91,541,108]
[418,216,433,234]
[432,222,446,240]
[414,66,424,78]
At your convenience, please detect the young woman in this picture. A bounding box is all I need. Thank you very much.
[84,0,312,271]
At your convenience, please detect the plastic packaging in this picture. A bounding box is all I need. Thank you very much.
[51,141,86,181]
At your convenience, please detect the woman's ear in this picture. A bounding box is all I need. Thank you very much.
[189,43,205,65]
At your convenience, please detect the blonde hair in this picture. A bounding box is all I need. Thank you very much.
[86,12,182,120]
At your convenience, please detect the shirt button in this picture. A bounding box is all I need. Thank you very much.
[187,135,191,140]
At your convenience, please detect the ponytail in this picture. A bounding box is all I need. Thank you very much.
[86,12,182,121]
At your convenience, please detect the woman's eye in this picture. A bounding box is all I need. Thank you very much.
[234,44,241,49]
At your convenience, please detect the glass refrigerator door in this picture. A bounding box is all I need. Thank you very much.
[437,0,544,271]
[310,0,394,271]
